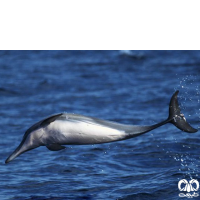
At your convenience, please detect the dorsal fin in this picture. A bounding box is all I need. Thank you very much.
[24,113,63,137]
[40,113,63,126]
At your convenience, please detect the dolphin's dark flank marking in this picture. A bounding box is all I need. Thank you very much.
[5,91,198,163]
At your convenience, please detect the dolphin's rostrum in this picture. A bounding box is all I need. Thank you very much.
[5,91,198,163]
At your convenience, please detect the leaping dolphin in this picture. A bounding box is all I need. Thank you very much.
[5,91,198,163]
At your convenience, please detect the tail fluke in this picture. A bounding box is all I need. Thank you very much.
[168,90,198,133]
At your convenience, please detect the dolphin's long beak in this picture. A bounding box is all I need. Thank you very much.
[5,144,23,163]
[5,139,39,163]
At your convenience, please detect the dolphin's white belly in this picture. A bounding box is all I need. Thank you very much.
[43,120,127,145]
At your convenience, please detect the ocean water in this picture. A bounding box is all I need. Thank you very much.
[0,50,199,200]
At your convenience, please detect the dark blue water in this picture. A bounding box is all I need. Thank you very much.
[0,50,199,200]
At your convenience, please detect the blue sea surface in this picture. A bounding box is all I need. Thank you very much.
[0,50,199,200]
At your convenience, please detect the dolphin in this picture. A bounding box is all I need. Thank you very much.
[5,91,198,163]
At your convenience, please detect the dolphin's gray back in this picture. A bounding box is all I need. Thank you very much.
[58,113,137,134]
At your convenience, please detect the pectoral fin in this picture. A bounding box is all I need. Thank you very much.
[46,144,66,151]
